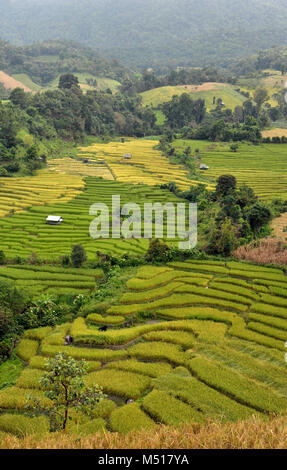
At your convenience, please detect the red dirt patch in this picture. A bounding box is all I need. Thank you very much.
[0,71,32,93]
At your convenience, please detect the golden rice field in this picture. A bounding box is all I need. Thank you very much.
[0,171,84,217]
[78,140,208,190]
[48,157,114,179]
[262,129,287,139]
[2,260,287,438]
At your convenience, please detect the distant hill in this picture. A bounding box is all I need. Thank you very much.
[141,83,246,110]
[0,38,131,86]
[1,0,287,69]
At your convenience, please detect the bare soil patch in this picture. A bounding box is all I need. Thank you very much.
[0,71,32,93]
[180,82,227,92]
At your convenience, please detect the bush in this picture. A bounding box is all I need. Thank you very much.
[71,245,87,268]
[145,239,170,263]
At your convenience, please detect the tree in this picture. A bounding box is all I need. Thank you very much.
[25,145,39,162]
[145,239,170,262]
[9,88,28,108]
[254,87,269,111]
[216,175,237,198]
[26,353,105,431]
[248,204,272,232]
[230,143,239,152]
[208,217,238,256]
[71,244,87,267]
[237,184,257,208]
[59,74,81,91]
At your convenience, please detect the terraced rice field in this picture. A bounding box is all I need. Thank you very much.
[78,139,205,190]
[0,265,103,297]
[0,171,83,217]
[0,177,184,260]
[175,140,287,200]
[48,157,114,179]
[2,259,287,437]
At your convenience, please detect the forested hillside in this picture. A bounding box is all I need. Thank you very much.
[1,0,287,69]
[0,39,130,86]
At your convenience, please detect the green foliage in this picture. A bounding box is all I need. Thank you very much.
[71,245,87,268]
[216,175,237,198]
[26,353,105,431]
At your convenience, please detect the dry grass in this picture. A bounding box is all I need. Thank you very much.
[1,416,287,449]
[234,239,287,265]
[262,129,287,138]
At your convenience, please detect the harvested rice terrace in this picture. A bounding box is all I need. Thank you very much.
[2,260,287,436]
[0,178,184,260]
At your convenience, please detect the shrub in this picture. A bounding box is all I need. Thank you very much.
[71,245,87,268]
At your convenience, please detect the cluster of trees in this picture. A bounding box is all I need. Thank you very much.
[0,74,158,176]
[10,74,157,140]
[158,92,265,143]
[206,175,272,255]
[232,46,287,76]
[0,101,46,176]
[161,175,274,256]
[120,67,234,95]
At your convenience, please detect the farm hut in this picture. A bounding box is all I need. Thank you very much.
[200,164,209,170]
[46,215,63,225]
[123,153,132,160]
